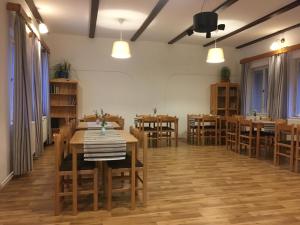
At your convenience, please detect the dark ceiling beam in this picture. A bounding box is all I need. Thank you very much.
[236,23,300,49]
[131,0,169,41]
[203,0,300,47]
[89,0,100,38]
[168,0,239,44]
[25,0,43,23]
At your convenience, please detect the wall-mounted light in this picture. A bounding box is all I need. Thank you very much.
[270,38,285,51]
[206,40,225,63]
[39,22,48,34]
[111,19,131,59]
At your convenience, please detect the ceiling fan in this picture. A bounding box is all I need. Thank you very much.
[187,0,225,38]
[193,12,225,38]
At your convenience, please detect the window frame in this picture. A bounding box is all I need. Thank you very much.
[249,65,268,115]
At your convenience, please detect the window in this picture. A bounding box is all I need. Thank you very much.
[250,67,268,114]
[296,62,300,116]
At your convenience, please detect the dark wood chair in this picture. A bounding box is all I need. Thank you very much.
[201,115,218,145]
[238,118,256,157]
[158,115,178,147]
[104,126,148,210]
[54,133,98,215]
[274,123,295,171]
[226,116,239,152]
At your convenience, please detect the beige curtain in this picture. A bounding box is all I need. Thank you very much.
[267,53,288,119]
[12,15,33,175]
[31,37,44,157]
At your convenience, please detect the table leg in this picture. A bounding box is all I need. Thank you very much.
[256,124,261,158]
[72,148,78,215]
[131,143,136,210]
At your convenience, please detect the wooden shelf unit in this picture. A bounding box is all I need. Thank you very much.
[50,78,78,132]
[210,82,240,117]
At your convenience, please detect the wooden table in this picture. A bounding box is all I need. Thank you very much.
[252,120,275,158]
[69,130,138,215]
[76,121,120,130]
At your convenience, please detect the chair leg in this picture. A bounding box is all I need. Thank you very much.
[54,175,62,215]
[107,168,112,211]
[93,168,98,211]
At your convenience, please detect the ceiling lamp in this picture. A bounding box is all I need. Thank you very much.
[270,38,285,51]
[38,22,48,34]
[111,19,131,59]
[206,40,225,63]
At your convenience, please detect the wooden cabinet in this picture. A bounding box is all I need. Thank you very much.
[210,82,240,117]
[50,78,78,132]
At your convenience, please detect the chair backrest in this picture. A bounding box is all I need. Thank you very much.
[130,126,148,166]
[233,115,245,120]
[83,114,98,122]
[103,115,125,130]
[226,116,238,132]
[297,125,300,148]
[276,123,295,143]
[239,118,253,134]
[54,133,66,173]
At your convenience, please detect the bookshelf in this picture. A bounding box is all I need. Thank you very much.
[210,82,240,117]
[50,78,78,132]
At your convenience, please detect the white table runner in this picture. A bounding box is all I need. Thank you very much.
[83,130,126,161]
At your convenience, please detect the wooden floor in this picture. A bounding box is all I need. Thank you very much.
[2,142,300,225]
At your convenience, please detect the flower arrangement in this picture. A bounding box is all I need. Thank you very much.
[100,109,107,128]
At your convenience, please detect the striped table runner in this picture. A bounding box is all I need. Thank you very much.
[83,130,126,161]
[86,122,116,130]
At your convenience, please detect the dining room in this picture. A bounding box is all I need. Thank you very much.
[1,0,300,224]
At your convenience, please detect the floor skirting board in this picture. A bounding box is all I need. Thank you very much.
[0,172,13,190]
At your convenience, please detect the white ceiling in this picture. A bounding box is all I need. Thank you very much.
[35,0,300,47]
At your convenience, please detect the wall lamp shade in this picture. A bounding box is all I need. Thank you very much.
[39,23,48,34]
[206,47,225,63]
[111,40,131,59]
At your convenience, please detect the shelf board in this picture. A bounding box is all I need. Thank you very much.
[51,105,76,107]
[50,78,78,84]
[50,93,77,96]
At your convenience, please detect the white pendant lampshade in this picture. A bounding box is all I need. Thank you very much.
[111,40,131,59]
[39,23,49,34]
[111,18,131,59]
[206,47,225,63]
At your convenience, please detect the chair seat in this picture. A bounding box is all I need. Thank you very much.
[161,126,175,131]
[260,131,275,136]
[107,155,143,169]
[240,131,256,136]
[60,156,96,171]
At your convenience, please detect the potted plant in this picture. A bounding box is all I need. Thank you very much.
[54,61,71,79]
[220,66,231,82]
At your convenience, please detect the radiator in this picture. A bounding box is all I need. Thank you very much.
[30,116,48,156]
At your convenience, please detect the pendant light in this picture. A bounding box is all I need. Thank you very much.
[111,19,131,59]
[206,39,225,63]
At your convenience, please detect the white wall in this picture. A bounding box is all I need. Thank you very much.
[0,0,11,187]
[45,33,240,136]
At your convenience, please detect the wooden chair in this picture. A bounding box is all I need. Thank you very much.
[295,125,300,172]
[187,114,197,144]
[103,114,125,130]
[158,115,178,147]
[274,123,295,171]
[238,118,256,157]
[218,116,226,145]
[83,114,98,122]
[201,115,218,145]
[226,117,239,152]
[139,115,159,147]
[54,133,98,215]
[104,126,148,210]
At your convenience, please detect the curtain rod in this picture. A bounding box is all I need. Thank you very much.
[6,2,50,54]
[240,43,300,64]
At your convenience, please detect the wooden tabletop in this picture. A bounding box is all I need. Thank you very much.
[76,121,120,130]
[70,130,138,145]
[252,120,275,125]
